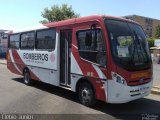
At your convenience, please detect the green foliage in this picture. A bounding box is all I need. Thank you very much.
[155,25,160,38]
[147,37,155,47]
[119,39,132,47]
[118,36,132,47]
[40,4,80,24]
[119,37,155,48]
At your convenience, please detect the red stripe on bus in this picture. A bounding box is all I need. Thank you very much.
[12,49,40,81]
[7,62,21,75]
[72,52,106,102]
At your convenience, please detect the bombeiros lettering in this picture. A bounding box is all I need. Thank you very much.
[23,53,48,61]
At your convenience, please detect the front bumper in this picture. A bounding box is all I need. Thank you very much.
[106,79,153,103]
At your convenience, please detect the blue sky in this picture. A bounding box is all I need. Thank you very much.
[0,0,160,30]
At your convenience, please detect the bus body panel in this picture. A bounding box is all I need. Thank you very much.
[7,48,59,85]
[107,78,153,103]
[7,15,153,104]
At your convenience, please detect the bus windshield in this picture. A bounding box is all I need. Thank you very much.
[105,19,152,70]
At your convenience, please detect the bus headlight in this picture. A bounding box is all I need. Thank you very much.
[112,72,127,85]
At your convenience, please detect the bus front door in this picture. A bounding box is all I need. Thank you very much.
[60,30,72,87]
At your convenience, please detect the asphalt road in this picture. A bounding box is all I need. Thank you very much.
[0,64,160,120]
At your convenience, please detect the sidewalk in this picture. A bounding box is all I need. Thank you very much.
[151,86,160,95]
[0,59,7,65]
[151,63,160,95]
[0,58,160,95]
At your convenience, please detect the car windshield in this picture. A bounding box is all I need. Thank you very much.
[105,19,151,70]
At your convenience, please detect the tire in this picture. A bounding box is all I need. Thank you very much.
[23,69,32,85]
[78,82,96,107]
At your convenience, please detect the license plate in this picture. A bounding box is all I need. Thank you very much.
[139,86,149,91]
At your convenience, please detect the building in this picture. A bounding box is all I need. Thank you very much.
[124,15,160,37]
[0,30,11,58]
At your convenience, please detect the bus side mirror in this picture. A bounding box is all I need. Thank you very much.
[91,24,97,49]
[85,24,97,47]
[85,32,92,47]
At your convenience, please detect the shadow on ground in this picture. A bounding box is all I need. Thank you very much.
[12,78,160,120]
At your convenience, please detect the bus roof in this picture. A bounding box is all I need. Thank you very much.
[44,15,139,28]
[13,15,139,34]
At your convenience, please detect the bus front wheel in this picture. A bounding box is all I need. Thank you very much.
[78,82,96,107]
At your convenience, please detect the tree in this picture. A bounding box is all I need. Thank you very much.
[40,4,80,24]
[155,25,160,38]
[147,37,155,48]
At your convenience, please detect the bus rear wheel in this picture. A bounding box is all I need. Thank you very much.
[78,82,96,107]
[23,69,32,85]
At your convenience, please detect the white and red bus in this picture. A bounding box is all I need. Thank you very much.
[7,15,153,106]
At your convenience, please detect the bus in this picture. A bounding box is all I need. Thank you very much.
[7,15,153,106]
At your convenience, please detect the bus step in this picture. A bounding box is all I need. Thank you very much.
[59,84,71,90]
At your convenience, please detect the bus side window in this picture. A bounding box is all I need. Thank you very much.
[36,29,56,50]
[9,34,20,49]
[77,29,106,67]
[21,32,34,49]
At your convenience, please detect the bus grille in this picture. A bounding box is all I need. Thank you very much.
[128,78,151,86]
[130,86,149,97]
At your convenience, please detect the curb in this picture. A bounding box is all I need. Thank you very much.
[0,59,7,65]
[0,63,7,65]
[151,86,160,95]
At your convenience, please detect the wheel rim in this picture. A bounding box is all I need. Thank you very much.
[24,72,29,83]
[81,88,92,104]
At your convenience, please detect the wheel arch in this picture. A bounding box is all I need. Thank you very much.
[23,66,30,75]
[76,77,97,106]
[75,77,96,94]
